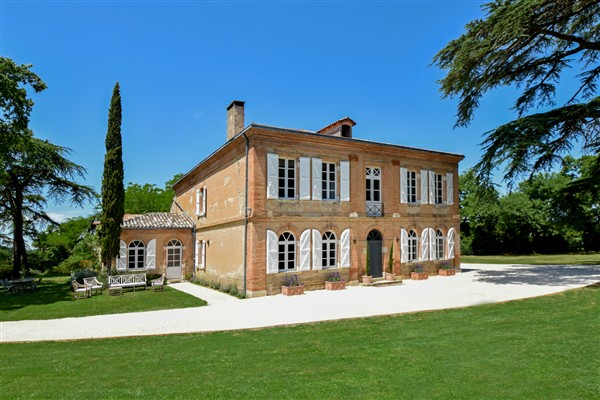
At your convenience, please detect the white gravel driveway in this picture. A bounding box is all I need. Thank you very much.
[1,263,598,343]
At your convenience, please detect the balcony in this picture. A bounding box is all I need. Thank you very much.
[366,202,383,217]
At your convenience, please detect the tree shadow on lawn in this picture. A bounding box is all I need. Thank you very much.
[0,279,72,312]
[473,264,600,286]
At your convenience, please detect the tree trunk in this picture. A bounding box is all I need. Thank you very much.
[11,187,27,278]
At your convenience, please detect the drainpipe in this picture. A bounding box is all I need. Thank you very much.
[242,132,250,297]
[173,199,196,280]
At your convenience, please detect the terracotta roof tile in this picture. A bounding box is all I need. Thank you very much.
[121,213,194,229]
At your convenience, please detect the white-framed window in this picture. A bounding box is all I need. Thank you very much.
[322,231,337,268]
[434,173,443,205]
[407,230,417,262]
[278,232,296,271]
[278,158,296,199]
[435,230,444,260]
[322,162,336,200]
[407,170,417,203]
[128,240,145,269]
[166,239,182,268]
[365,167,381,202]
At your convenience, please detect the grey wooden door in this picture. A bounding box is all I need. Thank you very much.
[367,230,383,278]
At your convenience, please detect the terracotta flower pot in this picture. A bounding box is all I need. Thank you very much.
[385,272,395,281]
[411,272,429,280]
[282,284,305,296]
[325,280,346,290]
[362,275,373,284]
[439,269,455,276]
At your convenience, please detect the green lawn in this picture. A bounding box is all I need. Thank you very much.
[462,252,600,265]
[0,276,206,321]
[2,284,598,399]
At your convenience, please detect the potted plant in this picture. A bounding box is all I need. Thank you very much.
[410,263,428,280]
[438,264,455,276]
[385,242,395,281]
[281,274,305,296]
[325,271,346,290]
[362,245,373,284]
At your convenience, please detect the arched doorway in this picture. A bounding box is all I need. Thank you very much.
[367,230,383,278]
[166,239,183,279]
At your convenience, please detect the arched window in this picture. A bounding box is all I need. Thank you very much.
[407,230,417,262]
[128,240,145,269]
[322,231,337,268]
[435,230,444,260]
[167,239,182,268]
[278,232,296,271]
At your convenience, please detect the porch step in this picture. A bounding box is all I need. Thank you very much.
[362,279,403,287]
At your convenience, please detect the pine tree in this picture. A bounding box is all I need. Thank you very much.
[99,82,125,271]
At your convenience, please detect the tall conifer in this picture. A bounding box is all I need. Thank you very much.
[99,82,125,270]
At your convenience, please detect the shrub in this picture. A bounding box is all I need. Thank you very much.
[69,269,97,286]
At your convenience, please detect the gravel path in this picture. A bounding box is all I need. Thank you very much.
[1,263,598,343]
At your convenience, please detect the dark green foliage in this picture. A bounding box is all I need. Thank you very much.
[434,0,600,190]
[124,173,183,214]
[460,155,599,255]
[99,83,125,270]
[387,242,394,273]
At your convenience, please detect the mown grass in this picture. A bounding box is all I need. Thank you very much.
[2,285,598,399]
[462,252,600,265]
[0,276,206,321]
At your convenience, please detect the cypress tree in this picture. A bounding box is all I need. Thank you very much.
[99,82,125,271]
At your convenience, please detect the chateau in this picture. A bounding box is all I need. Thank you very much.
[118,101,463,297]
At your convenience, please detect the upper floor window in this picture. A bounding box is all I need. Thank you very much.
[434,173,443,205]
[278,158,296,199]
[128,240,145,269]
[278,232,296,271]
[407,170,417,203]
[365,167,381,203]
[322,162,336,200]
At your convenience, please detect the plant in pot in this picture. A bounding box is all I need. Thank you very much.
[438,263,455,276]
[325,271,346,290]
[385,242,395,281]
[410,263,428,280]
[281,274,304,296]
[362,245,373,284]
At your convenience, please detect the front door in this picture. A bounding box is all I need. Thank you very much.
[367,230,383,278]
[166,240,183,279]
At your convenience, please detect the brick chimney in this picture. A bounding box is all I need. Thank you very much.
[226,100,245,141]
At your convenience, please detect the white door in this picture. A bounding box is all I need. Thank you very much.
[166,240,183,279]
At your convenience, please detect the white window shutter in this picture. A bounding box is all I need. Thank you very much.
[267,153,279,199]
[429,170,435,205]
[400,229,408,263]
[194,240,199,269]
[299,229,311,271]
[195,189,201,216]
[117,240,127,271]
[420,229,430,261]
[340,228,350,268]
[400,167,407,204]
[420,170,428,204]
[429,228,436,260]
[340,160,350,202]
[266,230,278,273]
[312,158,322,200]
[202,187,207,214]
[446,172,454,205]
[312,229,322,270]
[447,228,455,260]
[146,239,156,270]
[201,240,207,268]
[299,157,311,200]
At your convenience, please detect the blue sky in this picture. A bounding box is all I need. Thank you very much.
[3,0,520,220]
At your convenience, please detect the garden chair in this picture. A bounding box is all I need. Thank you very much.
[83,277,104,295]
[1,279,14,294]
[72,280,90,299]
[151,274,165,292]
[28,277,42,291]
